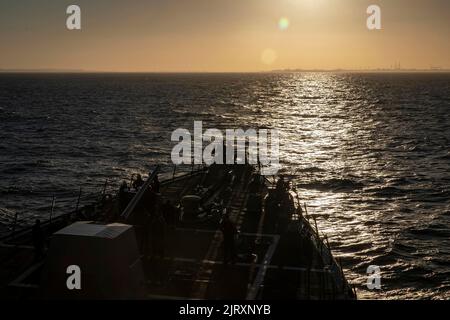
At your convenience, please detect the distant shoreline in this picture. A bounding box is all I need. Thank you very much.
[269,69,450,73]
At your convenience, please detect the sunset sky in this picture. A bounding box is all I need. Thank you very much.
[1,0,449,72]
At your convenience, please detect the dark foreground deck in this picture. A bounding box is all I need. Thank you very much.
[0,164,355,300]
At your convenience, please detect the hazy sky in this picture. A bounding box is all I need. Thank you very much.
[0,0,449,72]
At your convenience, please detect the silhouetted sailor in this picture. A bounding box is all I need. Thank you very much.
[118,181,129,213]
[248,174,262,193]
[222,186,233,204]
[141,191,159,255]
[150,210,166,258]
[276,175,287,192]
[220,214,237,264]
[152,174,160,193]
[133,174,144,190]
[32,219,44,261]
[162,199,176,227]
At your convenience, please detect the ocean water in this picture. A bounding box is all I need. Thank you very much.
[0,72,449,299]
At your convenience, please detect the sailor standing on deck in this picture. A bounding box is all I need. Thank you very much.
[149,200,166,259]
[152,174,160,193]
[220,213,238,265]
[162,199,176,227]
[118,181,130,213]
[276,175,287,194]
[132,174,144,190]
[32,219,45,261]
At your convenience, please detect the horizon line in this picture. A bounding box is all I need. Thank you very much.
[1,68,450,74]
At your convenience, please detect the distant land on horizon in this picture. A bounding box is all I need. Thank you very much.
[269,68,450,73]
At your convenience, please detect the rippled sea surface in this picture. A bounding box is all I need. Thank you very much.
[1,72,450,299]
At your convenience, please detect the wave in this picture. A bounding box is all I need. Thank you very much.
[408,225,450,238]
[0,160,50,174]
[297,95,321,100]
[0,186,36,196]
[297,178,364,192]
[364,186,406,197]
[440,152,450,160]
[386,177,415,186]
[0,207,16,218]
[296,166,326,173]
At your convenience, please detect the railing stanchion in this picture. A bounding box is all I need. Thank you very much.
[102,180,108,196]
[11,212,18,241]
[74,187,82,219]
[50,195,55,226]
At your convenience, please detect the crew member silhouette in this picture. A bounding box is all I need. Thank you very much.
[220,213,237,264]
[133,174,144,190]
[32,219,44,261]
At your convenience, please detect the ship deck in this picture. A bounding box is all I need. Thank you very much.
[0,165,354,300]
